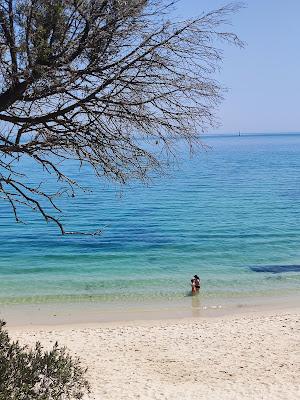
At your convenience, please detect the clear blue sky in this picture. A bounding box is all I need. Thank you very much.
[175,0,300,133]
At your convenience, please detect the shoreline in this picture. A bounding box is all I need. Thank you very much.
[2,292,300,329]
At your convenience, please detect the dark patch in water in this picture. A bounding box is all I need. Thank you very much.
[265,275,283,280]
[250,265,300,274]
[147,257,158,262]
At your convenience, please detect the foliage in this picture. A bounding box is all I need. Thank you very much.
[0,320,90,400]
[0,0,243,233]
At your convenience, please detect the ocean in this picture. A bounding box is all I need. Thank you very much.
[1,133,300,308]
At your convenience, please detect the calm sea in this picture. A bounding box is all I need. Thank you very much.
[1,134,300,306]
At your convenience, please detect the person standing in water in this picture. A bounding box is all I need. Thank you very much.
[191,278,197,293]
[191,275,200,294]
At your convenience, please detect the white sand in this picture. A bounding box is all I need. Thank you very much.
[9,310,300,400]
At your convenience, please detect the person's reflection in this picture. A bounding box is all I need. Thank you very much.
[191,293,201,317]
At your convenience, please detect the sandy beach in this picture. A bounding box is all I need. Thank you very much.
[1,2,300,400]
[8,307,300,400]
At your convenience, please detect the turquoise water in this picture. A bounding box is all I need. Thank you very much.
[0,134,300,305]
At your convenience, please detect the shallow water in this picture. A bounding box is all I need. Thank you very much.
[1,133,300,305]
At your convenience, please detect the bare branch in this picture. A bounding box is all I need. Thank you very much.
[0,0,244,233]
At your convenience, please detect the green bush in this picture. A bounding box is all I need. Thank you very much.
[0,320,90,400]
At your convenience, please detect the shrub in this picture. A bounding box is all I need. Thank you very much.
[0,320,90,400]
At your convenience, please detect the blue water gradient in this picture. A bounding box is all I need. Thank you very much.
[0,134,300,304]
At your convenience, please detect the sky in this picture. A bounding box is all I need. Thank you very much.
[174,0,300,133]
